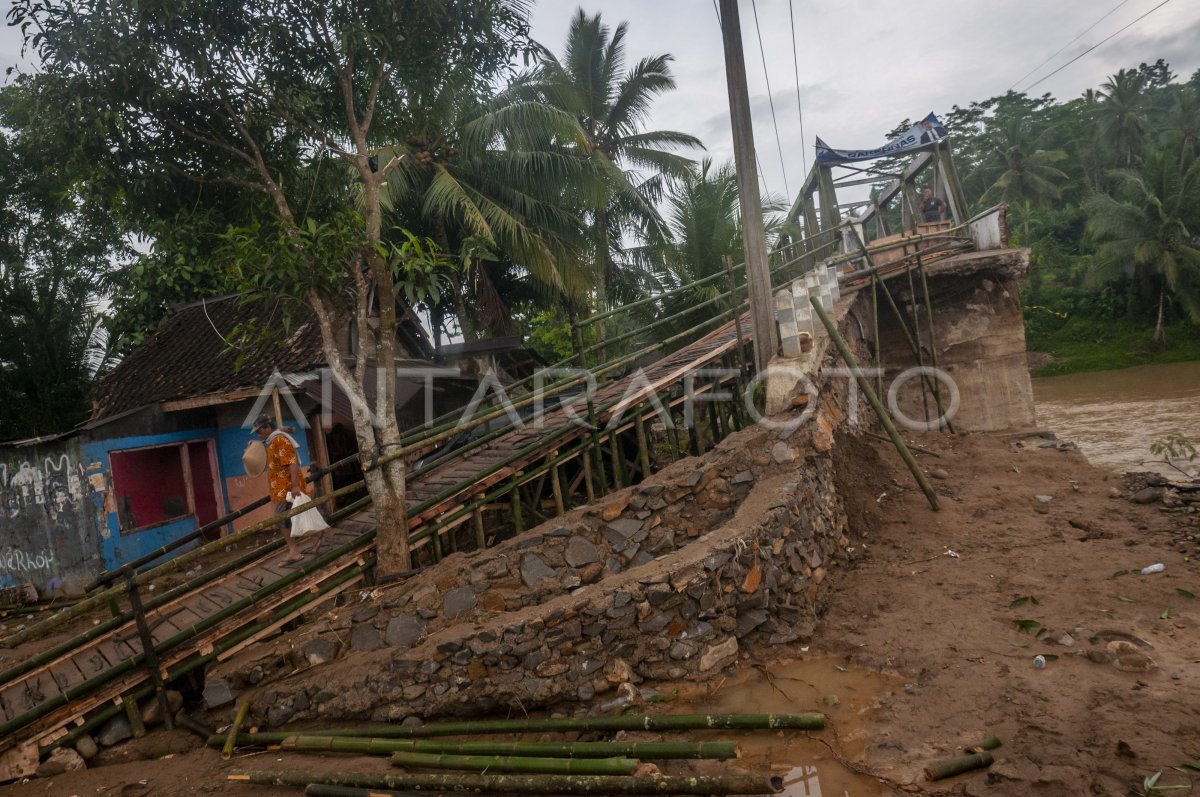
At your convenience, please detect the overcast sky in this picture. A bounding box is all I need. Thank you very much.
[3,0,1198,205]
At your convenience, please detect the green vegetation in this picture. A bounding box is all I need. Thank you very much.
[939,60,1200,374]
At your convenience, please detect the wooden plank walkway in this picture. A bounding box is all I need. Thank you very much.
[0,311,751,765]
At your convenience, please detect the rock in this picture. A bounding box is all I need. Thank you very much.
[929,468,949,480]
[605,658,634,684]
[352,605,381,623]
[442,586,477,619]
[699,637,738,672]
[37,747,85,777]
[203,677,235,709]
[579,562,604,584]
[600,494,631,522]
[1035,494,1054,503]
[1108,486,1122,499]
[520,554,557,588]
[1057,633,1075,647]
[267,703,295,727]
[302,636,339,666]
[771,442,795,464]
[564,536,600,568]
[141,690,183,726]
[350,624,382,652]
[736,609,768,637]
[96,713,133,747]
[402,716,424,728]
[605,517,644,540]
[74,734,99,760]
[731,470,754,485]
[1132,487,1161,504]
[385,614,426,647]
[768,632,799,646]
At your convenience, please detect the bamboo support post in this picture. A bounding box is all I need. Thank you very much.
[123,695,146,739]
[871,273,882,399]
[634,411,652,479]
[924,751,994,781]
[904,262,931,423]
[965,736,1002,753]
[389,751,638,776]
[473,507,485,549]
[270,735,739,760]
[608,430,625,489]
[550,456,566,515]
[223,697,252,759]
[510,483,524,535]
[863,431,941,457]
[809,296,939,511]
[915,250,955,433]
[230,769,785,795]
[125,573,173,731]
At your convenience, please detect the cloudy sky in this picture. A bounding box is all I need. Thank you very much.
[3,0,1198,205]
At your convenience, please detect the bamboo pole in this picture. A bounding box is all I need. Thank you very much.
[231,769,785,795]
[634,412,652,480]
[904,261,932,423]
[550,456,565,516]
[863,431,941,457]
[270,736,739,760]
[965,736,1001,753]
[389,751,638,776]
[510,483,524,535]
[609,430,625,489]
[123,696,145,739]
[915,250,955,433]
[809,296,939,511]
[924,751,994,781]
[213,714,823,744]
[223,697,252,759]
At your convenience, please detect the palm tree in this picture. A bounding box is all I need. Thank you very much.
[1098,69,1150,167]
[982,120,1069,244]
[380,88,608,341]
[517,9,703,311]
[1084,149,1200,342]
[633,159,784,336]
[1160,86,1200,169]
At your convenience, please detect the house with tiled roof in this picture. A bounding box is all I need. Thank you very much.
[0,294,479,595]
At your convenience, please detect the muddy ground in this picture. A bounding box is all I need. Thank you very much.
[3,431,1198,796]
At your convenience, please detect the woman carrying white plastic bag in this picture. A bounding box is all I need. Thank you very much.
[288,491,329,553]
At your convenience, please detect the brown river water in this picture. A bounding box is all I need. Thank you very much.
[1032,360,1200,477]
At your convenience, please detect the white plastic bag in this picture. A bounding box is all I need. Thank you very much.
[287,491,329,537]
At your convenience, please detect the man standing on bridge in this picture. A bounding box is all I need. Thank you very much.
[254,414,307,564]
[921,187,947,222]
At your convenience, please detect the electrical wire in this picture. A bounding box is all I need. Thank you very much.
[788,0,809,177]
[1009,0,1131,91]
[749,0,791,197]
[1023,0,1175,92]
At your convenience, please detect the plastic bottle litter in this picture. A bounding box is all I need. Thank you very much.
[1033,655,1046,669]
[1141,563,1166,575]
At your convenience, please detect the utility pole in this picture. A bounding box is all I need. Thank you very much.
[719,0,778,374]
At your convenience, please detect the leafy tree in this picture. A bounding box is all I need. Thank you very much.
[10,0,536,574]
[0,83,130,440]
[1084,149,1200,341]
[981,119,1069,244]
[517,8,702,310]
[1160,86,1200,169]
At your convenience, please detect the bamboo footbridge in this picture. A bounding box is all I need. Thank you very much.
[0,143,1000,777]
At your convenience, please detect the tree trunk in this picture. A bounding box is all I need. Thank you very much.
[1154,281,1166,344]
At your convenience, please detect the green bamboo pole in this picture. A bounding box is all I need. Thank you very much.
[510,483,524,535]
[634,411,652,479]
[231,769,785,795]
[389,751,638,776]
[904,261,931,423]
[924,751,994,781]
[212,713,823,744]
[809,295,939,512]
[915,250,955,433]
[965,736,1001,753]
[270,736,739,760]
[223,697,252,759]
[609,430,625,489]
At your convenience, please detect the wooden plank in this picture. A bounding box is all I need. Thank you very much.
[0,742,38,781]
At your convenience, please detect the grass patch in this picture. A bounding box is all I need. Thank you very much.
[1026,317,1200,377]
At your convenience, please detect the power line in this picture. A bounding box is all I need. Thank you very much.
[1009,0,1131,92]
[1024,0,1175,92]
[788,0,809,177]
[749,0,791,198]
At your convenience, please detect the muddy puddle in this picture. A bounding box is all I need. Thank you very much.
[670,656,902,796]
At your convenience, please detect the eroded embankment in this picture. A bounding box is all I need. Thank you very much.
[213,385,861,729]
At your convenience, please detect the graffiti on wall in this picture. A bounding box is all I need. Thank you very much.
[0,441,104,595]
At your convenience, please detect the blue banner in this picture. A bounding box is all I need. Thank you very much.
[815,113,948,165]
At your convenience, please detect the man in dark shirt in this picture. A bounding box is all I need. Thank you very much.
[921,187,946,222]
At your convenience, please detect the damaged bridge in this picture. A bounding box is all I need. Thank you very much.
[0,142,1033,779]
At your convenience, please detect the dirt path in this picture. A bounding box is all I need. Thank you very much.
[4,431,1197,796]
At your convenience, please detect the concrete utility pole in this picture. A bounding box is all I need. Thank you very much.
[719,0,779,374]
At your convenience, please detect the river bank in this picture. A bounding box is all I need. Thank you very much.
[1025,316,1200,377]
